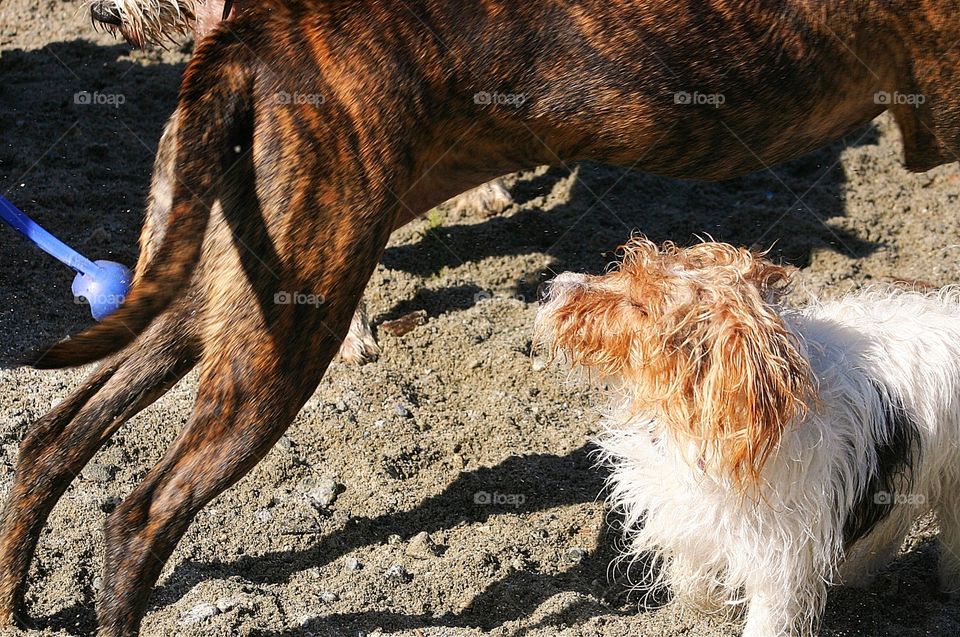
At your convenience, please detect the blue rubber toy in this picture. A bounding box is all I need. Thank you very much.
[0,194,132,321]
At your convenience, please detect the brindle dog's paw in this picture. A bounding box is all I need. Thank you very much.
[448,180,514,217]
[338,303,380,364]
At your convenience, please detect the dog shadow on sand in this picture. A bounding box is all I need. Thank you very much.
[36,445,960,636]
[33,444,637,635]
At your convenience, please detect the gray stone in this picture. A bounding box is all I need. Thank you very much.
[385,564,412,583]
[320,591,339,603]
[82,463,112,483]
[307,477,340,509]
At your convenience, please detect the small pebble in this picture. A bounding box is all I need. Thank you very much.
[406,532,441,560]
[255,508,273,522]
[385,564,412,583]
[180,603,220,626]
[566,547,588,563]
[278,436,294,450]
[532,359,547,372]
[308,477,340,509]
[380,310,427,336]
[215,598,239,613]
[320,591,339,603]
[82,463,112,483]
[344,557,362,572]
[394,404,412,418]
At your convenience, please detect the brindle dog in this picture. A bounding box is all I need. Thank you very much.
[3,0,960,634]
[88,0,511,363]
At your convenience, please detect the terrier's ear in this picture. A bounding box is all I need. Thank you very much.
[671,284,813,485]
[743,259,795,304]
[682,242,794,302]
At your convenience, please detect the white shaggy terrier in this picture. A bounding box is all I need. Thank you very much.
[536,237,960,637]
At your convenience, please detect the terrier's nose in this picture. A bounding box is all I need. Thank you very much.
[90,1,123,27]
[537,282,551,305]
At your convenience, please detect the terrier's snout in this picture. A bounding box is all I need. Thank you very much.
[90,1,123,27]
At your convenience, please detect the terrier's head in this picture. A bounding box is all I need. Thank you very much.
[536,237,813,484]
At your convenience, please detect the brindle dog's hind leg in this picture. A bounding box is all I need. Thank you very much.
[0,305,199,628]
[95,204,396,635]
[0,116,200,628]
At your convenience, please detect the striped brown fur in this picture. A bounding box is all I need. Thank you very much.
[5,1,960,634]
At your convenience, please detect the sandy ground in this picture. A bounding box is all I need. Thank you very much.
[3,1,960,636]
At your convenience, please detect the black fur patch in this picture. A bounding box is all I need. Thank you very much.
[842,385,922,548]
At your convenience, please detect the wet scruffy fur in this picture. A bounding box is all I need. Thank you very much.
[5,0,960,634]
[536,239,960,637]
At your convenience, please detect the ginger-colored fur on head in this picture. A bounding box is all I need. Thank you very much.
[538,238,814,485]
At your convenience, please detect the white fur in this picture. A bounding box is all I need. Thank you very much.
[598,287,960,636]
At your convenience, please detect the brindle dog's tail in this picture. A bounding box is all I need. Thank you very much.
[27,33,256,369]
